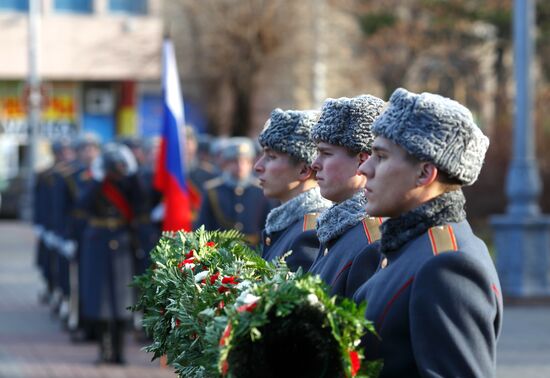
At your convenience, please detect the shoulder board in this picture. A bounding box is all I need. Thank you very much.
[427,225,458,255]
[62,166,79,178]
[362,216,383,243]
[204,177,224,190]
[79,169,92,181]
[200,161,216,174]
[302,213,319,231]
[55,162,76,176]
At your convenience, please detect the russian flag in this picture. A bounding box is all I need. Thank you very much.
[153,38,197,232]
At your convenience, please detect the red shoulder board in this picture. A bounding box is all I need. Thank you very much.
[302,213,319,231]
[427,225,458,255]
[362,217,384,243]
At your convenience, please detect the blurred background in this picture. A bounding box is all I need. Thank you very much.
[0,1,550,377]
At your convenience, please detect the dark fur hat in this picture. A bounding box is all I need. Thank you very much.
[372,88,489,186]
[311,94,385,154]
[258,109,320,165]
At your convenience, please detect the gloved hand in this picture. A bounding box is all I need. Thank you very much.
[150,203,165,222]
[90,155,105,181]
[43,230,57,249]
[61,240,78,260]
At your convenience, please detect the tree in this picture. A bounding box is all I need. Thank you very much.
[166,0,304,137]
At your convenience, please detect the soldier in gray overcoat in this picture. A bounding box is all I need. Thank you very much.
[308,95,386,298]
[254,108,331,272]
[354,88,503,377]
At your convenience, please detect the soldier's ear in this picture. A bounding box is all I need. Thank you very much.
[416,162,438,187]
[298,164,315,181]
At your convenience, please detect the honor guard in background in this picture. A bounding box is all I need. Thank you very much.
[196,137,274,247]
[186,126,218,196]
[354,88,502,377]
[33,138,75,306]
[254,109,331,272]
[77,142,143,364]
[64,133,101,339]
[51,139,94,324]
[119,136,162,276]
[308,95,386,298]
[45,140,78,317]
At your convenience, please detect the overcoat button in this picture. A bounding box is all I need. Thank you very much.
[109,240,119,250]
[265,237,271,246]
[323,248,329,256]
[380,257,388,269]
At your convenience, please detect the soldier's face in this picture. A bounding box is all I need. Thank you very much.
[225,156,254,181]
[79,144,100,167]
[358,137,422,218]
[254,148,304,203]
[311,142,367,203]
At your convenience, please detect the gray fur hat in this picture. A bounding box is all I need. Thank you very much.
[311,94,385,154]
[258,108,320,165]
[372,87,489,186]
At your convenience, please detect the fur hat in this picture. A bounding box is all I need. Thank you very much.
[311,94,385,154]
[258,109,320,165]
[372,88,489,186]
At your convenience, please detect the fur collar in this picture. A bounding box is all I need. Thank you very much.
[380,190,466,254]
[316,190,367,244]
[265,187,331,234]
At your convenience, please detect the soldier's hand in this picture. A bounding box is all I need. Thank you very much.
[90,156,106,181]
[151,203,165,222]
[61,240,78,260]
[43,231,57,249]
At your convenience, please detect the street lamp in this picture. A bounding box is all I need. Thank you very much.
[21,0,41,221]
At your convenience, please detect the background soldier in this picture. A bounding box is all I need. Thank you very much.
[308,95,386,298]
[64,134,101,340]
[354,88,502,377]
[77,143,143,364]
[185,126,218,196]
[195,137,275,247]
[255,108,331,271]
[33,138,74,306]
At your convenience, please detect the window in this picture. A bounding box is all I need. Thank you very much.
[0,0,28,11]
[54,0,92,14]
[109,0,147,15]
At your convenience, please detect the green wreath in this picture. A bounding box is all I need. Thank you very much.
[217,272,382,378]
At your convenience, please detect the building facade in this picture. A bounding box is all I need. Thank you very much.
[0,0,162,204]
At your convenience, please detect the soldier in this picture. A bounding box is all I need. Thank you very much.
[33,138,74,305]
[195,137,274,247]
[65,133,101,339]
[186,126,218,195]
[254,108,331,272]
[308,95,385,298]
[354,88,502,377]
[119,136,162,275]
[77,143,143,364]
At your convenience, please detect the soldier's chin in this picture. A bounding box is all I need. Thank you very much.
[365,203,383,217]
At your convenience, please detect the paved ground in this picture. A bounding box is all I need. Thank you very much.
[0,220,175,378]
[1,220,550,377]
